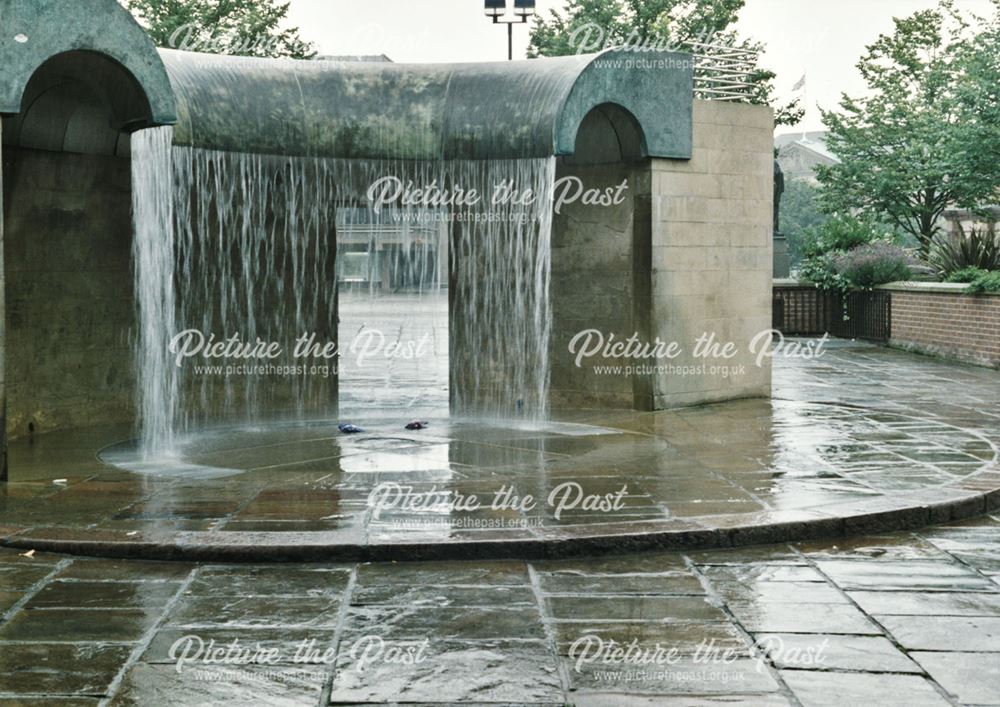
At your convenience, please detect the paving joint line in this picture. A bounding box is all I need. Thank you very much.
[527,561,572,704]
[683,550,804,707]
[0,557,74,625]
[790,541,963,707]
[98,565,200,706]
[318,563,358,706]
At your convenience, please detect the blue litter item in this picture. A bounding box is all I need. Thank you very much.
[338,423,364,434]
[405,421,429,430]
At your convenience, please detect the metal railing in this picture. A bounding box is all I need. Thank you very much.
[687,41,759,102]
[773,285,892,342]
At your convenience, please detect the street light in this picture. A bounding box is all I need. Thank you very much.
[484,0,536,61]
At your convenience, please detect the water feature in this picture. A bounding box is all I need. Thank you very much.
[131,126,178,458]
[131,127,557,458]
[449,158,556,418]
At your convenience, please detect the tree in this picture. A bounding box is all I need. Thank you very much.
[780,180,828,267]
[120,0,316,59]
[816,1,1000,256]
[526,0,803,126]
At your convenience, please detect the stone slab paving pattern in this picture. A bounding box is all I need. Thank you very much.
[0,516,998,705]
[1,342,999,559]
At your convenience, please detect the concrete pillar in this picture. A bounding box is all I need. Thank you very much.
[649,100,774,407]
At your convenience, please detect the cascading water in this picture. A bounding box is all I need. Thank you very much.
[131,127,179,458]
[171,149,339,429]
[449,158,556,419]
[131,132,557,453]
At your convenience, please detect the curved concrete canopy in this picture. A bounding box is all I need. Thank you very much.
[0,0,177,127]
[161,48,693,161]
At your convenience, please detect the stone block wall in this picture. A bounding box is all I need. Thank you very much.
[650,101,774,407]
[549,161,652,410]
[2,147,135,437]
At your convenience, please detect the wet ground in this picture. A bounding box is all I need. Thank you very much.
[2,302,1000,701]
[0,340,997,558]
[0,516,998,705]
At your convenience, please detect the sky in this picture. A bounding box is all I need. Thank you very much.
[284,0,997,134]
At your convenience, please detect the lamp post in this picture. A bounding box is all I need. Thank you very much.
[485,0,536,61]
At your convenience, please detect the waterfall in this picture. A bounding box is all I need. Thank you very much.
[131,136,556,451]
[131,127,178,458]
[171,150,339,428]
[449,158,556,418]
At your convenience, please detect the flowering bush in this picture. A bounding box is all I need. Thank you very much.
[834,243,914,288]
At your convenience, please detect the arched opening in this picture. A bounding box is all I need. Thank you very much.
[549,103,654,411]
[1,50,155,440]
[566,102,648,165]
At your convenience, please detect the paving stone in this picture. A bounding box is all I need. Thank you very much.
[0,608,159,642]
[351,583,535,606]
[532,554,689,574]
[796,534,948,560]
[343,606,546,641]
[0,592,21,614]
[753,633,919,673]
[330,639,562,703]
[0,698,101,706]
[566,657,781,694]
[849,590,1000,616]
[911,651,1000,705]
[814,559,996,590]
[0,642,131,696]
[552,621,751,656]
[546,596,727,623]
[107,662,325,706]
[537,572,704,596]
[355,560,528,586]
[727,602,880,634]
[28,580,179,608]
[570,694,795,706]
[688,547,804,565]
[142,627,336,665]
[0,549,62,565]
[780,670,951,707]
[55,559,195,582]
[922,526,1000,574]
[185,566,351,597]
[699,565,826,583]
[710,580,844,604]
[0,563,59,591]
[876,615,1000,651]
[165,595,342,628]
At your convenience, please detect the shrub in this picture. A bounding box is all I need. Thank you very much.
[927,227,1000,276]
[834,243,914,288]
[966,270,1000,294]
[801,214,882,258]
[798,252,847,291]
[945,266,989,283]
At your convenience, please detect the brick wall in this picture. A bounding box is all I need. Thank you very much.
[883,284,1000,368]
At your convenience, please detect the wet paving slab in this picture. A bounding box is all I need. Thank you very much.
[1,344,999,560]
[0,518,997,704]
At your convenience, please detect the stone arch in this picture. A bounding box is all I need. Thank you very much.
[549,102,654,411]
[0,0,176,126]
